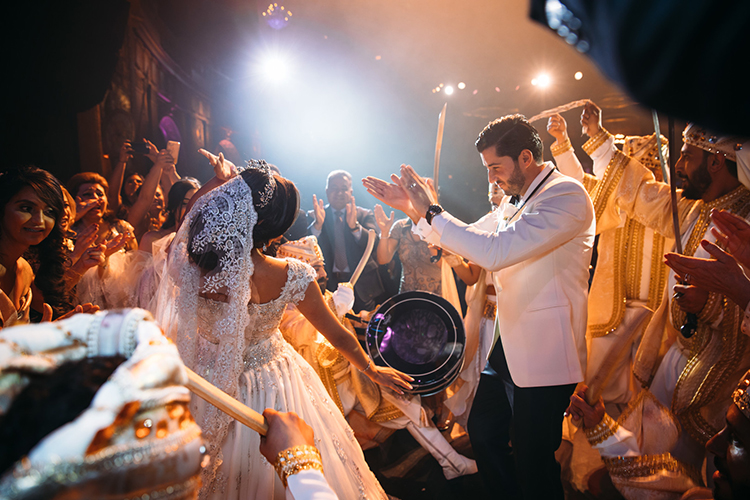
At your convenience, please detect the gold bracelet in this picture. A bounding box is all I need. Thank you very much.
[550,137,573,156]
[274,445,324,487]
[584,413,619,446]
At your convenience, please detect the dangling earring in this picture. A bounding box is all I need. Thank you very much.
[262,242,268,252]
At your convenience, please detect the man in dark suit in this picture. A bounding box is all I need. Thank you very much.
[309,170,389,312]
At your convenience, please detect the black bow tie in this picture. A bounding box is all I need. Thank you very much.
[509,195,521,207]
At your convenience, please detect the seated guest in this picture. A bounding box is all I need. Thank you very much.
[1,166,72,324]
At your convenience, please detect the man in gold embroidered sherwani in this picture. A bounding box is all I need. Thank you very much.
[276,236,477,480]
[548,113,672,407]
[564,102,750,498]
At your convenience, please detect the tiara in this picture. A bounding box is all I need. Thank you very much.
[733,372,750,421]
[243,159,277,208]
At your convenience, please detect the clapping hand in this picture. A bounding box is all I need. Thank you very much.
[345,195,358,230]
[710,209,750,268]
[311,194,326,231]
[373,204,395,234]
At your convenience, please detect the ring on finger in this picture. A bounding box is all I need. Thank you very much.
[409,183,417,189]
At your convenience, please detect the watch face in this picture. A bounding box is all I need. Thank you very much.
[366,291,465,396]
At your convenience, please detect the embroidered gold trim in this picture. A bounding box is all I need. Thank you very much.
[314,342,346,416]
[647,233,667,311]
[483,300,497,320]
[625,219,645,300]
[551,137,573,156]
[582,173,599,194]
[591,152,629,221]
[590,226,626,338]
[370,403,404,423]
[583,129,611,156]
[603,453,702,486]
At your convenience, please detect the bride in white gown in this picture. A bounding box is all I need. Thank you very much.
[155,152,412,499]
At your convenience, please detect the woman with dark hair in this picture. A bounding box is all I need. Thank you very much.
[139,177,201,254]
[134,177,202,312]
[156,151,411,499]
[0,166,72,324]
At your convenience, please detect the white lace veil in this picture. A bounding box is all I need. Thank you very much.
[154,170,260,491]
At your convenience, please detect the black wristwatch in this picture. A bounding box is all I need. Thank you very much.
[425,204,444,225]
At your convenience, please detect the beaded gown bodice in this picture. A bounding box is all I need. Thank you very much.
[245,259,316,344]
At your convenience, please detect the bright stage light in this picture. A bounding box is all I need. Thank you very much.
[457,82,466,90]
[532,73,551,88]
[574,71,583,80]
[258,53,291,83]
[444,85,454,95]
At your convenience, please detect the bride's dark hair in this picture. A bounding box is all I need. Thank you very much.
[187,167,299,271]
[243,169,299,249]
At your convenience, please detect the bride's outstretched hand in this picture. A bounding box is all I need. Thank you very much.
[365,364,414,394]
[199,149,237,181]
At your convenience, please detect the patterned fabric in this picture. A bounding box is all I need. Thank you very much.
[389,218,442,294]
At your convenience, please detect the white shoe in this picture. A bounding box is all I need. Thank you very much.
[405,422,478,479]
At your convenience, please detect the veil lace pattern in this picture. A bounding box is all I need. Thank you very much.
[155,173,258,492]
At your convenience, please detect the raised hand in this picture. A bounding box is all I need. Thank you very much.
[398,164,437,217]
[345,195,358,229]
[710,209,750,268]
[199,148,237,181]
[362,175,413,214]
[55,303,101,321]
[104,230,134,257]
[373,204,395,234]
[311,194,326,230]
[153,149,175,171]
[144,139,159,162]
[580,101,602,138]
[119,141,134,164]
[546,113,568,143]
[665,239,750,309]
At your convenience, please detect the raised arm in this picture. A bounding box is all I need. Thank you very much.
[127,150,171,227]
[108,141,133,214]
[373,205,398,264]
[296,281,413,394]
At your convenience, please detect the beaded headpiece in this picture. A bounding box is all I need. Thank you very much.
[622,133,668,174]
[732,369,750,421]
[244,159,277,208]
[277,236,325,266]
[683,123,744,162]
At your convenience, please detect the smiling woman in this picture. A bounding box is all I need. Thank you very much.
[0,166,72,325]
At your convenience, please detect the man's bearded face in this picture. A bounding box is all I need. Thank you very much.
[312,262,327,293]
[676,144,712,200]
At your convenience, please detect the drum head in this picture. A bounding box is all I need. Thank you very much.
[366,291,465,396]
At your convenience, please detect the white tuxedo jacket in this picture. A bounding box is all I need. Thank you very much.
[419,164,595,387]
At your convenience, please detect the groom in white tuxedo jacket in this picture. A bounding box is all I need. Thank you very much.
[364,114,595,499]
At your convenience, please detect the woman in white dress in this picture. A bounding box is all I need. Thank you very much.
[156,152,412,499]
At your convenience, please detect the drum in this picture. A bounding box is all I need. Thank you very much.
[366,291,465,396]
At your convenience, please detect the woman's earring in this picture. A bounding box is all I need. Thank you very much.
[262,243,267,252]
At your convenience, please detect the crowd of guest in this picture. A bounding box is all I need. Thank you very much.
[3,106,750,500]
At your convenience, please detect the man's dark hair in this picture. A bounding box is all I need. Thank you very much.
[475,114,544,163]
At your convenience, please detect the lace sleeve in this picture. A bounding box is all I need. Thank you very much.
[283,259,317,306]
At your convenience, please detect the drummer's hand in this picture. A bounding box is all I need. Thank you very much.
[365,365,414,394]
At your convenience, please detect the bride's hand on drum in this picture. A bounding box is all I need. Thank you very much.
[365,364,413,394]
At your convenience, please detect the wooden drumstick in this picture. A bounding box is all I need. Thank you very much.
[184,366,268,435]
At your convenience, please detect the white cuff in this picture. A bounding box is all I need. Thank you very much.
[286,469,339,500]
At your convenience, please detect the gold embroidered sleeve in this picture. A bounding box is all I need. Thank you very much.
[583,129,612,156]
[593,150,697,236]
[550,137,573,156]
[584,413,619,446]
